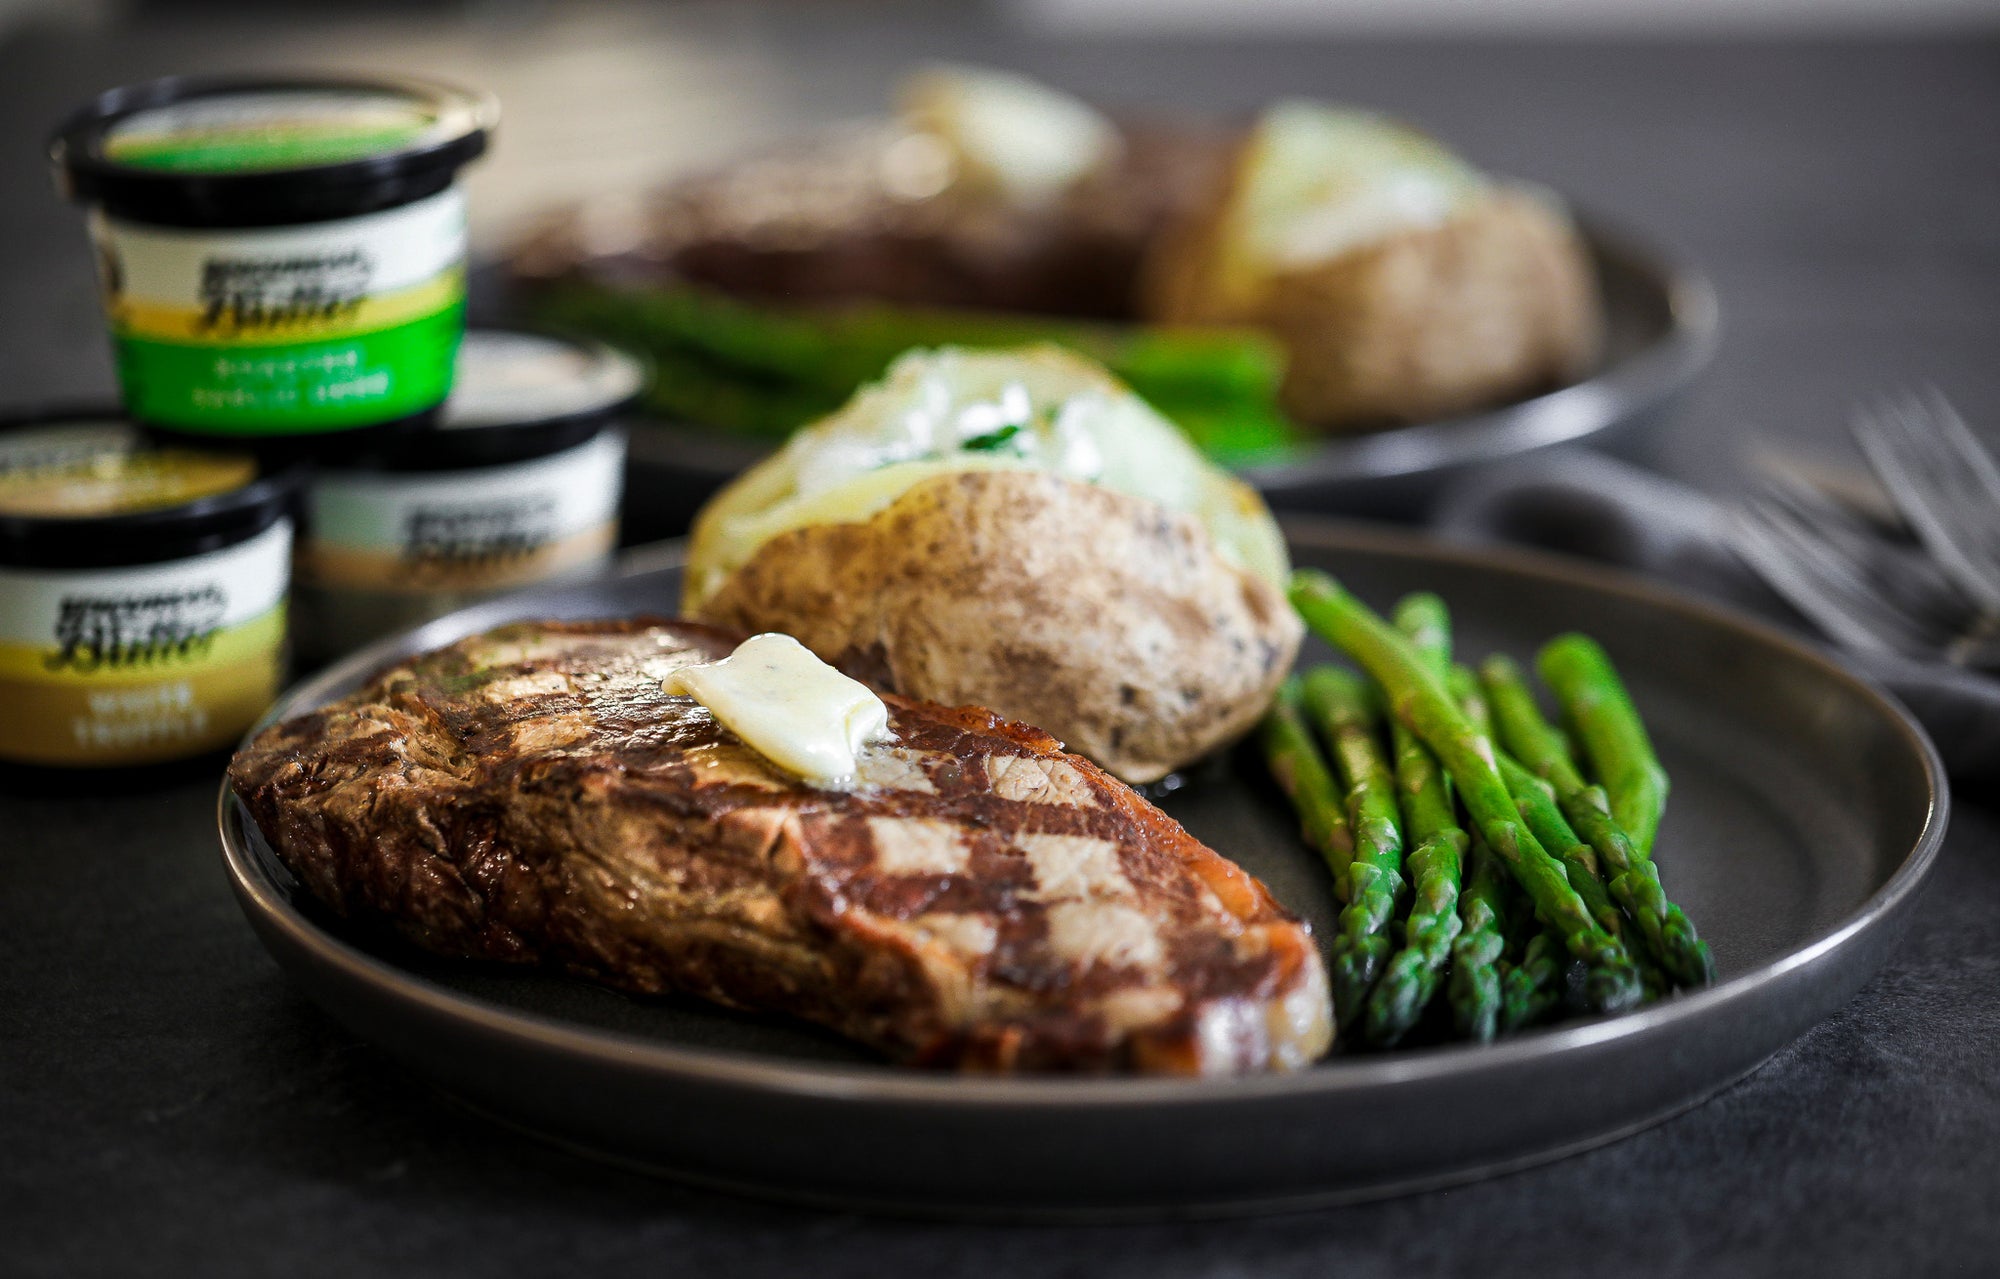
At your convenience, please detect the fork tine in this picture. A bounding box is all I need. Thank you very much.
[1754,473,1972,630]
[1852,389,2000,612]
[1732,492,1950,658]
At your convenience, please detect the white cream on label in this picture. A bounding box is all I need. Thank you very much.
[662,633,890,786]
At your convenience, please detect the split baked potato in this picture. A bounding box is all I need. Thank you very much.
[1144,102,1603,430]
[684,345,1301,783]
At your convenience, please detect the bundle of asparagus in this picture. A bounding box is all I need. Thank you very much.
[1262,572,1712,1049]
[526,279,1304,464]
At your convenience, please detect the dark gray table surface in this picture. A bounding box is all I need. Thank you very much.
[3,7,1997,1276]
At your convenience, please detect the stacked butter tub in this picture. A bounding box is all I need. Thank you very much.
[7,74,640,769]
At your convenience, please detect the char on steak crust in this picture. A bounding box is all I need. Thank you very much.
[230,619,1333,1074]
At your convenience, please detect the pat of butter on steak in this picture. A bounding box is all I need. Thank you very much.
[229,618,1334,1074]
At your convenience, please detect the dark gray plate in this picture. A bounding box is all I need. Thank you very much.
[620,221,1719,534]
[218,521,1944,1219]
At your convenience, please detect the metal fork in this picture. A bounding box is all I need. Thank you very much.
[1854,389,2000,614]
[1733,390,2000,670]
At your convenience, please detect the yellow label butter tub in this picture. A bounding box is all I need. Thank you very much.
[0,414,297,767]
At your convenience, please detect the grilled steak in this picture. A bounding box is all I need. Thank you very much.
[229,619,1333,1074]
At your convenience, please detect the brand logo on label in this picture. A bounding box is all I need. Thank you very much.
[45,586,227,672]
[196,249,375,336]
[404,500,557,570]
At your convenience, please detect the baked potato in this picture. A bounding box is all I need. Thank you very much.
[1144,102,1603,430]
[683,345,1301,783]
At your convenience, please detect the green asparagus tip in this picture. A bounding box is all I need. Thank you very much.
[1391,593,1452,662]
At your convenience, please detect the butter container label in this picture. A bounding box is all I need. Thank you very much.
[298,430,623,593]
[90,187,467,435]
[0,520,290,766]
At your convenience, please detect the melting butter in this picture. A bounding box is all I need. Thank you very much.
[899,64,1118,206]
[682,345,1293,610]
[663,633,890,786]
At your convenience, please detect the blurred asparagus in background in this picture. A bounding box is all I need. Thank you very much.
[529,279,1302,463]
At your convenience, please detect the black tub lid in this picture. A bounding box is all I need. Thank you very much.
[352,329,646,471]
[51,74,496,214]
[0,408,299,569]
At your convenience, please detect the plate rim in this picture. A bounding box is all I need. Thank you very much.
[219,519,1947,1109]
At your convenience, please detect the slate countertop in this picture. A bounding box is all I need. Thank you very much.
[3,8,1996,1276]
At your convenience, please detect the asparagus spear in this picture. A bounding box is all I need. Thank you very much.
[1472,659,1624,939]
[1538,635,1670,855]
[1287,572,1643,1014]
[1395,592,1453,668]
[1494,751,1676,1000]
[1499,929,1566,1032]
[1363,594,1467,1047]
[1299,667,1406,1032]
[1481,653,1712,988]
[1456,651,1640,1028]
[1497,752,1624,941]
[1450,839,1509,1041]
[1448,664,1494,736]
[1258,677,1355,889]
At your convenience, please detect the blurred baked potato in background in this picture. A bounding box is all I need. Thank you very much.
[684,345,1301,783]
[1144,103,1603,430]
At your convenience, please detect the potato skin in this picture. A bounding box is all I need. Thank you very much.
[1145,185,1603,430]
[689,468,1302,784]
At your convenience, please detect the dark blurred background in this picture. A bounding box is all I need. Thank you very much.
[4,0,1998,490]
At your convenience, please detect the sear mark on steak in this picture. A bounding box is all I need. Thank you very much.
[229,619,1334,1074]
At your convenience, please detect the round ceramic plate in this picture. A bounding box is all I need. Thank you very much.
[219,522,1943,1219]
[616,221,1719,533]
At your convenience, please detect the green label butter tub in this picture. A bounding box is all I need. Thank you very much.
[50,75,496,442]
